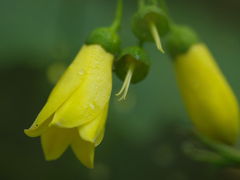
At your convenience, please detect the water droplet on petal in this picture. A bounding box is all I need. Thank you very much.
[89,103,95,110]
[78,69,85,75]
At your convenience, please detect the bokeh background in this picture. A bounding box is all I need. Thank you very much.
[1,0,240,179]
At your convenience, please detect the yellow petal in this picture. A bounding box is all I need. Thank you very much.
[94,128,105,147]
[71,131,95,168]
[174,43,239,144]
[24,115,53,137]
[25,45,94,136]
[50,45,113,128]
[41,126,74,160]
[78,103,109,145]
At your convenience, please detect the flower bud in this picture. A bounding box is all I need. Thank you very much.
[174,43,239,145]
[165,25,239,145]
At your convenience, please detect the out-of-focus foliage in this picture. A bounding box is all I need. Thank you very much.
[1,0,240,179]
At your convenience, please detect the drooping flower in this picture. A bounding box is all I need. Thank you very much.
[25,0,122,168]
[25,45,113,168]
[165,25,239,145]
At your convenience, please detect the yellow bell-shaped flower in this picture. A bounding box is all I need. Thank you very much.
[24,44,113,168]
[174,43,239,145]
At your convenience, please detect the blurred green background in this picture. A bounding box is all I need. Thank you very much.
[1,0,240,179]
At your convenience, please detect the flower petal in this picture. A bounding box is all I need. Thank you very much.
[41,126,74,161]
[71,131,95,168]
[78,103,108,144]
[25,45,95,135]
[94,128,105,147]
[51,45,113,128]
[24,115,53,137]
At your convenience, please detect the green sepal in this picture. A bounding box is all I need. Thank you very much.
[114,46,150,84]
[132,5,169,42]
[85,27,121,55]
[164,25,199,58]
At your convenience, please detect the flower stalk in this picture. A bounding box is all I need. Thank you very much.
[110,0,123,32]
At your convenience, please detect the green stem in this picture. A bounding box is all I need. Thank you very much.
[197,133,240,163]
[110,0,123,32]
[182,142,231,166]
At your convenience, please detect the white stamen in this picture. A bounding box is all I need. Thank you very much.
[149,22,165,53]
[116,63,135,101]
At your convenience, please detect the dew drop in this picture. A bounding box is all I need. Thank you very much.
[78,69,85,75]
[89,103,95,110]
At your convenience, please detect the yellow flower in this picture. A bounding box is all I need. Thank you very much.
[174,43,239,145]
[24,44,113,168]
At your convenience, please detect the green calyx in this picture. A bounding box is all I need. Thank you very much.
[115,46,150,84]
[164,25,199,58]
[85,0,122,55]
[132,2,170,43]
[85,27,121,55]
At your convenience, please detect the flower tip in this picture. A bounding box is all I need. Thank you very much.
[149,22,165,54]
[115,92,126,101]
[43,153,60,161]
[71,137,95,169]
[84,152,95,169]
[78,153,95,169]
[117,95,126,101]
[157,45,165,54]
[116,93,127,101]
[116,63,135,101]
[86,162,94,169]
[24,129,29,135]
[24,128,37,137]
